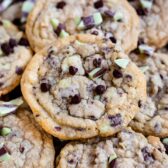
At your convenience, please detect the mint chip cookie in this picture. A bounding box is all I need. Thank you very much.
[0,98,55,168]
[129,0,168,49]
[129,48,168,137]
[26,0,139,53]
[0,19,32,96]
[56,128,168,168]
[21,35,146,140]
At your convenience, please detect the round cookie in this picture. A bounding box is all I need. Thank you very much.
[0,99,55,168]
[0,19,32,96]
[56,128,168,168]
[26,0,139,53]
[21,34,146,140]
[129,0,168,49]
[129,49,168,137]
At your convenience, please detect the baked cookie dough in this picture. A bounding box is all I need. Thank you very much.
[129,0,168,48]
[56,128,168,168]
[26,0,139,52]
[129,48,168,137]
[0,19,32,96]
[21,34,146,140]
[0,98,55,168]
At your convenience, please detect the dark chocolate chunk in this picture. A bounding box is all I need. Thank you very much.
[54,23,65,36]
[108,113,122,127]
[109,36,117,43]
[70,94,81,104]
[91,30,99,35]
[109,158,116,168]
[40,81,51,92]
[113,69,123,78]
[83,16,95,29]
[15,67,23,75]
[19,146,25,153]
[93,58,102,67]
[18,38,29,46]
[141,147,154,162]
[9,39,17,48]
[69,66,78,75]
[138,100,142,108]
[0,145,8,156]
[94,0,104,9]
[1,42,13,55]
[95,85,106,95]
[56,1,66,9]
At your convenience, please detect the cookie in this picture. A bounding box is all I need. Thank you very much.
[26,0,139,53]
[129,0,168,49]
[21,34,146,140]
[0,98,55,168]
[129,48,168,137]
[0,19,32,96]
[0,0,36,31]
[56,128,168,168]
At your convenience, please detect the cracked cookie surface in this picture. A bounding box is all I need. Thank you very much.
[56,128,168,168]
[26,0,139,53]
[0,107,55,168]
[21,34,146,140]
[0,19,32,96]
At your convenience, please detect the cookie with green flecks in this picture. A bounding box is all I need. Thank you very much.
[0,19,32,96]
[26,0,139,53]
[0,98,55,168]
[129,47,168,137]
[129,0,168,49]
[21,34,146,140]
[56,128,168,168]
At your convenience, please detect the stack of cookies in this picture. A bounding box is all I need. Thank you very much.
[0,0,168,167]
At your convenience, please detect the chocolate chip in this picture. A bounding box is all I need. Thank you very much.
[0,146,8,156]
[109,159,116,168]
[70,94,81,104]
[56,1,66,9]
[55,126,62,131]
[113,69,123,78]
[91,30,99,35]
[138,38,145,45]
[136,8,148,16]
[124,74,132,83]
[69,66,78,75]
[108,113,122,127]
[109,36,117,43]
[95,85,106,95]
[9,39,17,48]
[19,146,25,153]
[18,38,29,46]
[68,159,74,164]
[15,67,23,75]
[138,100,142,108]
[141,147,154,162]
[93,58,102,67]
[40,82,51,92]
[1,42,13,55]
[54,23,65,36]
[94,0,104,9]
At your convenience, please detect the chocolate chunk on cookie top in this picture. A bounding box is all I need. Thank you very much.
[56,128,168,168]
[26,0,139,53]
[0,19,32,96]
[21,35,146,140]
[0,99,55,168]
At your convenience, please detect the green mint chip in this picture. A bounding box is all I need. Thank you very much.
[93,12,103,25]
[22,1,34,13]
[0,127,11,136]
[114,58,129,69]
[50,18,59,29]
[114,11,123,21]
[140,0,153,9]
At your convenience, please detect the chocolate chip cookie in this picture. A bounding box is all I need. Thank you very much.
[0,98,55,168]
[0,19,32,96]
[129,48,168,137]
[129,0,168,48]
[21,34,146,140]
[26,0,139,53]
[56,128,168,168]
